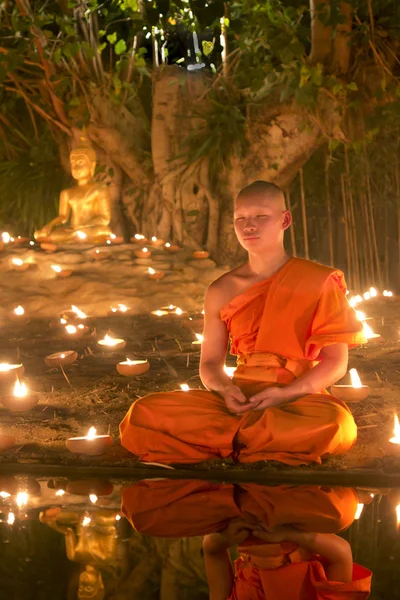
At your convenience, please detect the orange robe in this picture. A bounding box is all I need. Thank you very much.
[121,480,372,599]
[120,257,365,465]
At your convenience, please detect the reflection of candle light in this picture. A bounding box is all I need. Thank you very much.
[354,503,364,520]
[76,231,87,240]
[7,512,15,525]
[349,368,362,388]
[390,414,400,445]
[16,491,29,508]
[82,516,91,527]
[89,494,98,504]
[14,379,28,398]
[55,489,65,496]
[14,306,24,316]
[180,383,190,392]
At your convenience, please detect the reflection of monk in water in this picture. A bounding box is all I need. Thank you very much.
[121,480,372,600]
[40,508,120,600]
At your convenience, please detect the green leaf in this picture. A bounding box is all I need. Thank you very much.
[347,81,358,91]
[107,32,117,45]
[115,39,127,55]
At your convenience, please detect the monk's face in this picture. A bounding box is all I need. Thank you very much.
[234,193,292,252]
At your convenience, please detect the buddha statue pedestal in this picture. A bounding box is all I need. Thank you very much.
[35,139,113,245]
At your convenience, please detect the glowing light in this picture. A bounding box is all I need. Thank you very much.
[0,363,22,373]
[55,489,65,496]
[71,305,87,319]
[175,307,183,315]
[369,287,377,297]
[355,310,366,321]
[82,516,91,526]
[349,368,362,388]
[87,427,97,440]
[76,231,87,240]
[390,414,400,445]
[89,494,98,504]
[0,491,11,498]
[16,492,28,508]
[363,321,380,339]
[165,242,171,248]
[363,292,371,301]
[152,309,168,316]
[115,514,121,521]
[396,504,400,527]
[383,290,393,297]
[65,325,77,334]
[29,241,34,246]
[60,318,67,324]
[11,258,23,266]
[2,232,11,243]
[13,379,28,398]
[148,267,156,275]
[14,306,24,316]
[192,333,204,345]
[151,236,157,242]
[51,265,62,273]
[224,365,236,378]
[98,334,125,347]
[142,247,149,253]
[110,233,116,240]
[354,503,364,520]
[134,234,145,240]
[7,512,15,525]
[180,383,190,392]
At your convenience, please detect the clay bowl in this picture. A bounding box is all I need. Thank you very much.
[54,269,73,278]
[164,244,180,253]
[92,249,111,261]
[130,236,149,245]
[150,238,164,247]
[386,441,400,456]
[134,248,152,259]
[0,364,24,382]
[11,262,31,272]
[117,360,149,377]
[66,478,114,496]
[331,384,370,403]
[192,250,209,259]
[1,393,39,412]
[98,338,126,351]
[45,351,78,368]
[148,270,165,280]
[0,434,16,452]
[66,435,113,456]
[63,325,91,339]
[14,237,30,245]
[40,242,57,252]
[110,235,124,244]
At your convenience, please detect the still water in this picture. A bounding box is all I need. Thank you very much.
[0,475,397,599]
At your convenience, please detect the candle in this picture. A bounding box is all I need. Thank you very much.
[51,265,72,278]
[66,426,113,456]
[331,368,370,403]
[389,414,400,446]
[0,363,24,382]
[93,248,111,260]
[76,230,87,240]
[98,334,126,350]
[148,267,165,280]
[45,351,78,368]
[151,309,169,317]
[117,358,149,377]
[2,232,11,244]
[363,291,371,300]
[14,305,24,316]
[224,365,236,378]
[192,250,209,259]
[180,383,190,392]
[362,321,380,340]
[354,503,364,520]
[151,236,164,247]
[0,428,15,452]
[131,233,148,245]
[192,333,204,345]
[1,379,39,412]
[134,247,151,259]
[369,287,377,297]
[164,242,180,253]
[383,289,394,297]
[109,233,123,244]
[40,242,57,252]
[11,258,30,271]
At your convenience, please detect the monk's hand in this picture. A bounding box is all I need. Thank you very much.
[222,384,250,415]
[218,518,254,546]
[244,386,291,412]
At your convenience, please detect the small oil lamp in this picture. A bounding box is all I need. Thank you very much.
[66,426,113,456]
[134,247,151,259]
[110,304,129,314]
[45,351,78,368]
[331,368,370,403]
[9,305,27,322]
[51,265,72,278]
[0,427,15,452]
[383,290,394,297]
[164,242,180,253]
[0,363,24,382]
[180,383,190,392]
[11,258,30,272]
[2,232,11,244]
[131,233,148,245]
[117,358,150,377]
[151,309,169,317]
[64,324,90,338]
[148,267,165,280]
[192,250,209,259]
[363,291,371,301]
[109,233,123,244]
[93,248,111,260]
[388,414,400,453]
[363,321,380,341]
[192,333,204,346]
[151,236,164,247]
[14,236,30,245]
[1,379,39,412]
[40,242,57,252]
[224,365,236,378]
[98,334,126,351]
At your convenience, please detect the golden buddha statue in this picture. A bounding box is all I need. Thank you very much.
[40,508,119,600]
[34,138,112,244]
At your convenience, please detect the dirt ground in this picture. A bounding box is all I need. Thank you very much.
[0,297,400,477]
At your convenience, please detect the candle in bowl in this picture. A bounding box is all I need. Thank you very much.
[10,258,30,272]
[0,363,24,382]
[9,306,28,322]
[98,334,126,351]
[331,368,370,403]
[117,358,150,377]
[61,305,88,323]
[192,333,204,346]
[64,324,90,338]
[192,250,209,259]
[134,247,151,259]
[151,236,165,247]
[40,242,57,252]
[0,429,15,452]
[109,233,124,244]
[66,427,112,456]
[362,321,380,341]
[148,267,165,280]
[1,379,39,412]
[45,351,78,368]
[93,248,111,261]
[51,265,73,278]
[14,236,30,245]
[131,233,148,245]
[388,414,400,454]
[109,304,129,315]
[180,383,190,392]
[164,242,180,253]
[151,309,169,317]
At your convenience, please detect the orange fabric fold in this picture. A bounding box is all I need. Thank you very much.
[120,258,363,465]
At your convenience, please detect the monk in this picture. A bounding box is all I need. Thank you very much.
[120,180,366,465]
[120,479,372,599]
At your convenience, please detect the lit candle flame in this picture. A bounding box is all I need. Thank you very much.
[110,233,116,240]
[363,291,371,300]
[13,379,28,398]
[65,325,77,334]
[7,512,15,525]
[369,287,377,297]
[349,368,362,389]
[14,305,24,316]
[89,494,98,504]
[82,516,91,526]
[396,504,400,527]
[142,247,149,253]
[165,242,171,248]
[2,232,11,243]
[55,489,65,496]
[383,290,393,297]
[195,333,203,342]
[115,514,121,521]
[60,318,67,324]
[51,265,62,273]
[151,236,157,242]
[16,491,28,508]
[224,365,236,378]
[152,310,168,316]
[71,305,87,319]
[134,234,145,240]
[354,503,364,520]
[175,307,183,315]
[99,334,124,346]
[355,310,366,322]
[180,383,190,392]
[390,414,400,444]
[12,258,23,266]
[148,267,156,275]
[363,321,379,339]
[76,230,87,240]
[0,363,22,372]
[87,427,97,440]
[0,491,11,498]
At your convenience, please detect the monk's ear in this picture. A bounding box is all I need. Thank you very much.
[282,210,292,230]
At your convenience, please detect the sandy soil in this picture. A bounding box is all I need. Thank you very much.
[0,298,399,476]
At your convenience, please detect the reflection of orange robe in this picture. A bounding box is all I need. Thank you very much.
[121,480,372,599]
[120,258,365,465]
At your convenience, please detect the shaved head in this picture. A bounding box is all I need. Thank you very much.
[236,181,286,211]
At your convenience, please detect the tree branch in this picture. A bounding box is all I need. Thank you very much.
[309,0,332,65]
[331,2,352,74]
